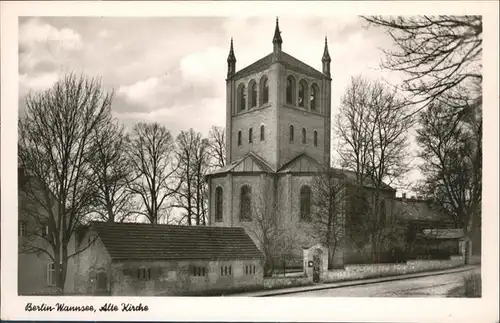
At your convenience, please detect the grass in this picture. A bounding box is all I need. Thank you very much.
[463,272,481,297]
[447,272,481,298]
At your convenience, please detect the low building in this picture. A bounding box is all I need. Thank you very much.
[74,222,264,296]
[394,195,465,260]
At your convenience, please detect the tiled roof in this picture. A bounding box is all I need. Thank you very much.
[332,168,396,191]
[281,52,324,78]
[394,199,451,222]
[232,51,325,80]
[233,54,273,79]
[91,222,263,261]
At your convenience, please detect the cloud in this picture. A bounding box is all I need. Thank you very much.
[179,46,226,86]
[18,17,84,96]
[19,72,59,96]
[97,29,112,39]
[19,18,83,53]
[17,16,403,142]
[116,64,219,114]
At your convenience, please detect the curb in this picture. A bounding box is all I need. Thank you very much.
[241,265,479,297]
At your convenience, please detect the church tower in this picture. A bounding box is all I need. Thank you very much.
[225,19,331,170]
[208,19,333,250]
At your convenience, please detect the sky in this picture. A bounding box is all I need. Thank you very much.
[18,16,419,191]
[18,16,405,133]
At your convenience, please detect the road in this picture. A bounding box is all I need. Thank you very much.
[275,267,480,297]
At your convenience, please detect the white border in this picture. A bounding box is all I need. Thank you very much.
[1,1,499,322]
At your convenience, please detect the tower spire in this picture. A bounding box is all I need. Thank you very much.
[322,36,331,62]
[227,38,236,77]
[272,17,282,54]
[227,37,236,63]
[322,36,331,76]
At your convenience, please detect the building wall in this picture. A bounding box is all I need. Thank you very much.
[18,188,76,295]
[277,67,327,168]
[73,231,112,295]
[278,107,325,168]
[73,230,264,296]
[231,106,277,166]
[229,67,280,167]
[111,258,263,296]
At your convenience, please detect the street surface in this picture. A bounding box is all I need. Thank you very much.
[276,267,480,297]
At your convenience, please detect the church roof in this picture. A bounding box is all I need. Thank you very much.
[208,151,274,175]
[90,221,264,261]
[332,168,396,191]
[394,198,451,222]
[233,51,324,80]
[277,153,323,173]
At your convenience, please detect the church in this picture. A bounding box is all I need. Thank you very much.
[205,19,471,272]
[206,19,345,266]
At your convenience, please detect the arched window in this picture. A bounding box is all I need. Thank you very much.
[237,131,242,146]
[314,131,318,147]
[286,76,296,105]
[240,185,252,221]
[248,128,253,143]
[238,84,246,112]
[298,80,308,108]
[379,200,386,226]
[302,128,307,144]
[310,83,319,111]
[260,125,265,141]
[260,76,269,105]
[300,186,312,221]
[249,80,257,109]
[289,125,294,142]
[215,187,223,222]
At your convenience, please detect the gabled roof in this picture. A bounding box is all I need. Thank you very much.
[232,51,324,80]
[208,151,274,175]
[332,168,396,191]
[233,54,273,79]
[278,153,322,173]
[91,221,263,261]
[394,198,451,222]
[281,52,324,78]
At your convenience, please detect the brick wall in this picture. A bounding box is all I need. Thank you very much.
[229,67,279,167]
[278,107,325,168]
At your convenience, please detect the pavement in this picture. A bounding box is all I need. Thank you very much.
[235,265,479,297]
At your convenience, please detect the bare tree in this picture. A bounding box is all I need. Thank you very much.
[310,167,347,269]
[18,73,111,290]
[87,115,136,223]
[416,95,482,243]
[207,126,226,169]
[336,76,413,262]
[173,129,210,226]
[363,15,482,112]
[245,188,298,277]
[126,122,179,224]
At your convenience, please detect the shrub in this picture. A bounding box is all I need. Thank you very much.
[463,273,481,297]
